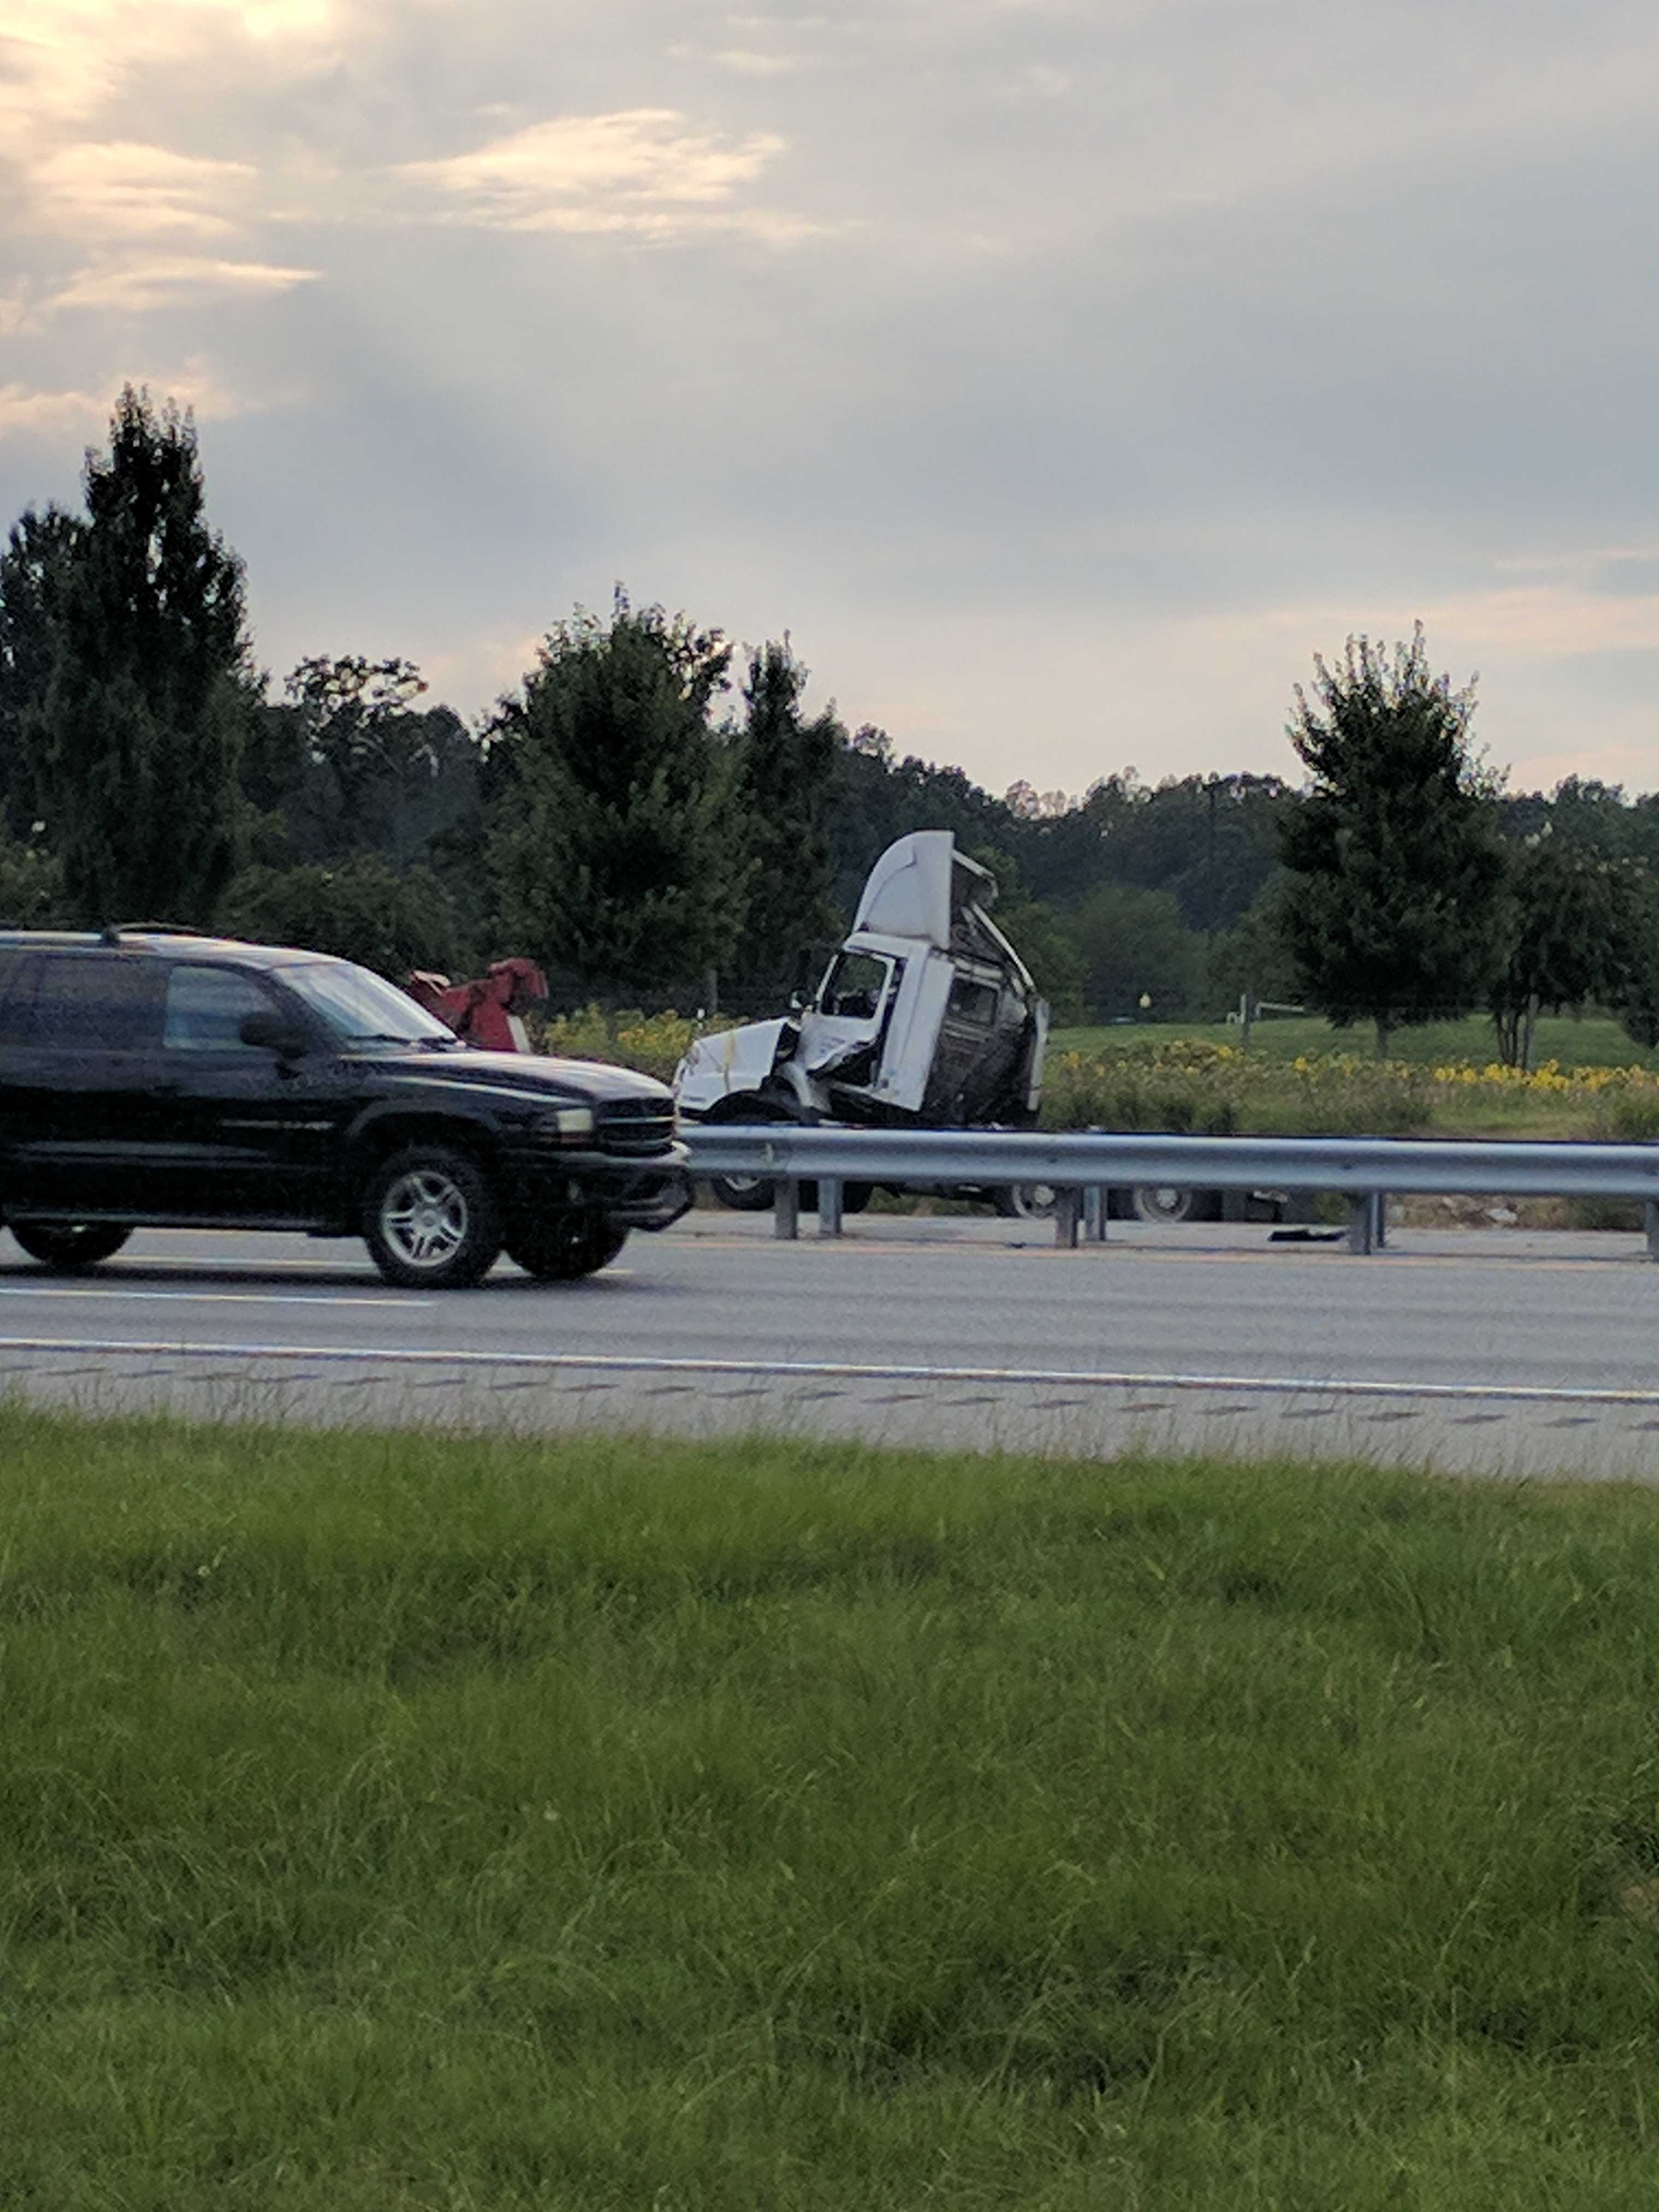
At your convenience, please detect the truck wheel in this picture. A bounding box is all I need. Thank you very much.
[507,1215,628,1280]
[363,1144,502,1287]
[1129,1185,1222,1225]
[702,1095,785,1210]
[995,1184,1058,1220]
[9,1222,132,1272]
[708,1168,776,1211]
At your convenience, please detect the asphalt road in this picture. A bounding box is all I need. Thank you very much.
[3,1212,1659,1478]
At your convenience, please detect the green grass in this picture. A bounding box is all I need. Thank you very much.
[9,1408,1659,2207]
[1053,1011,1657,1070]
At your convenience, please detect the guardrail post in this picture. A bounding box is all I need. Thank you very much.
[1083,1184,1108,1243]
[1646,1202,1659,1261]
[1347,1192,1376,1255]
[774,1178,799,1240]
[1055,1188,1081,1249]
[817,1177,843,1237]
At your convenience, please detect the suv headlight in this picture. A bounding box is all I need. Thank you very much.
[532,1105,595,1144]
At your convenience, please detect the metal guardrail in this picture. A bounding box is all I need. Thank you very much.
[683,1125,1659,1256]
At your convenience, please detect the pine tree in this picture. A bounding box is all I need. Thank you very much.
[1278,625,1509,1056]
[0,503,80,840]
[28,387,250,924]
[727,639,843,1005]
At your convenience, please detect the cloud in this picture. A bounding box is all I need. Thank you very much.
[1419,584,1659,664]
[0,381,109,442]
[397,109,792,238]
[26,141,255,240]
[0,352,257,446]
[48,257,321,311]
[998,62,1071,98]
[0,0,342,152]
[1,2,345,327]
[709,49,812,77]
[1587,556,1659,600]
[7,0,1659,804]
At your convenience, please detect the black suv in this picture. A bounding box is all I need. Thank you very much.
[0,929,691,1287]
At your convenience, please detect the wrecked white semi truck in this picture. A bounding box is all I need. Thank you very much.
[674,831,1050,1213]
[675,828,1292,1224]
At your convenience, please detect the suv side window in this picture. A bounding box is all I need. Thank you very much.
[21,954,162,1050]
[163,964,284,1052]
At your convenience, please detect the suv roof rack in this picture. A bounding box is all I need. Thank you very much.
[99,921,211,945]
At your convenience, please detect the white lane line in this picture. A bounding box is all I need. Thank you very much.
[0,1333,1654,1407]
[0,1289,427,1309]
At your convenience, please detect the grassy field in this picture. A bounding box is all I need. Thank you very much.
[9,1407,1659,2207]
[1051,1011,1657,1070]
[1039,1019,1659,1145]
[540,1004,1659,1143]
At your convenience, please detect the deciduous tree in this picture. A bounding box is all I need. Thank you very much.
[0,836,66,926]
[487,593,748,994]
[260,655,481,868]
[1490,837,1627,1068]
[1279,626,1509,1057]
[1070,881,1204,1022]
[216,856,460,978]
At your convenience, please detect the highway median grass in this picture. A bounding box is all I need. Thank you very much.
[8,1407,1659,2206]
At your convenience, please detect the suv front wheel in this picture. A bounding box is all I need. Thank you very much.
[362,1145,502,1288]
[9,1222,133,1272]
[506,1212,628,1281]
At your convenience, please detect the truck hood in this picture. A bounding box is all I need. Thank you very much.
[672,1018,788,1108]
[357,1046,673,1105]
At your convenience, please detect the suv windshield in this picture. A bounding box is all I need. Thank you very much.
[285,959,458,1047]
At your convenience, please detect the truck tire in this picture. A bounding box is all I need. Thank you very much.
[1129,1184,1222,1225]
[994,1184,1058,1220]
[362,1144,502,1287]
[703,1096,783,1210]
[507,1214,629,1280]
[9,1222,133,1272]
[708,1167,776,1211]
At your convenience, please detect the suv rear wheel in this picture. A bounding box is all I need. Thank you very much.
[506,1213,628,1281]
[9,1222,132,1272]
[363,1145,502,1288]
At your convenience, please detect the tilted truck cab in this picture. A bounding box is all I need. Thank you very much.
[674,830,1289,1227]
[674,833,1049,1171]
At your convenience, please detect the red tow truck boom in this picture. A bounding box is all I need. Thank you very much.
[404,957,548,1052]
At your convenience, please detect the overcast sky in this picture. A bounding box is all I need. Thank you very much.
[4,0,1658,802]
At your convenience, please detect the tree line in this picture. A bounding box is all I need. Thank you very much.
[3,387,1658,1064]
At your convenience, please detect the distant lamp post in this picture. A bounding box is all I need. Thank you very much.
[1138,992,1152,1021]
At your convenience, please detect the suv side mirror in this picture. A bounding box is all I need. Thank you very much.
[240,1011,308,1058]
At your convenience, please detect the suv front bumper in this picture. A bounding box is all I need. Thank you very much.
[506,1144,694,1232]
